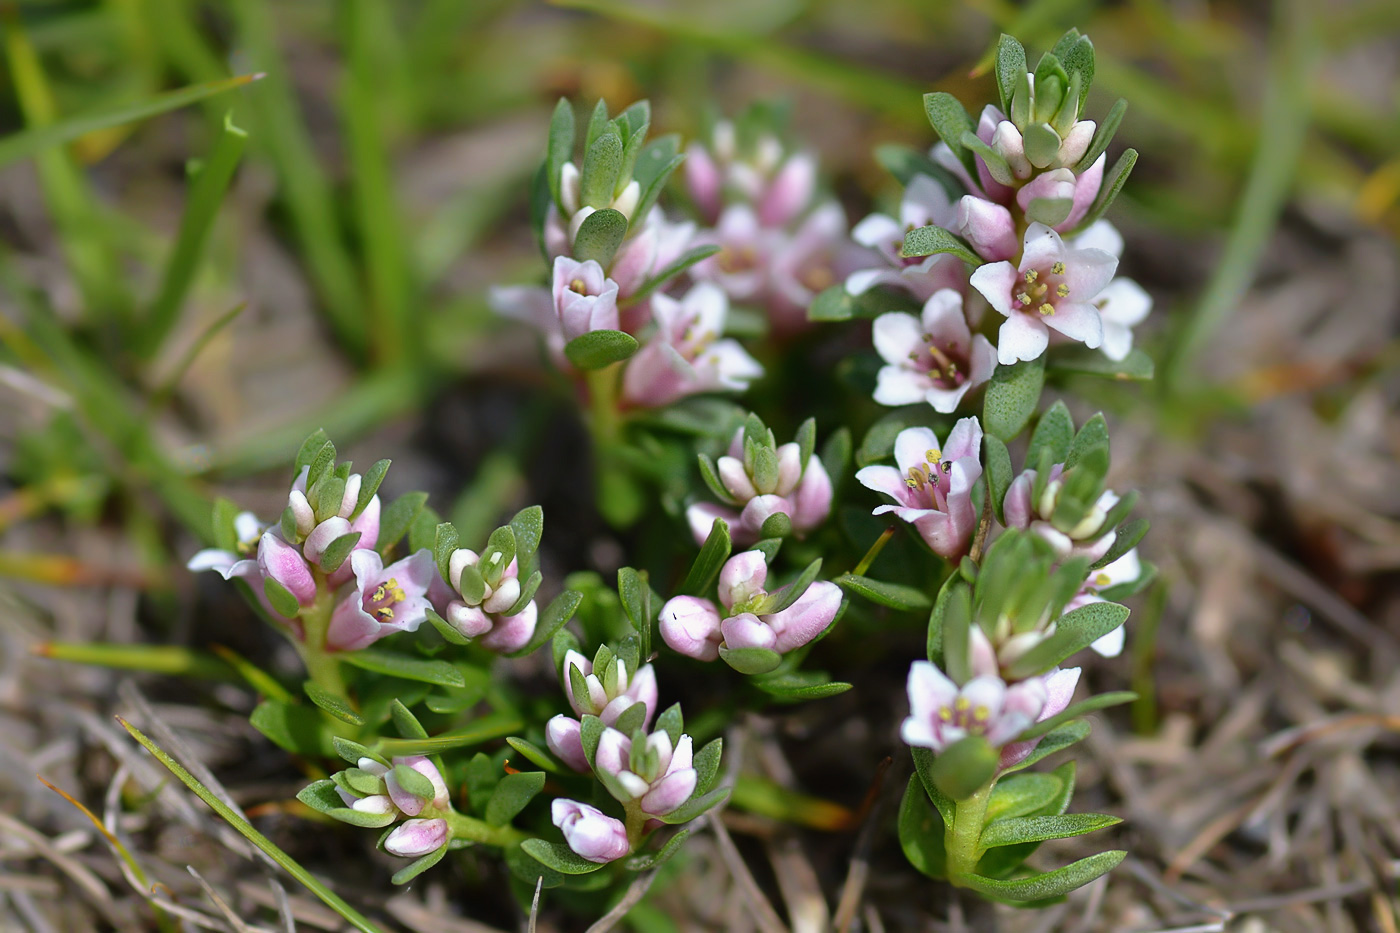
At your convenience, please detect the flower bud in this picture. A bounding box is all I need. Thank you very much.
[257,532,316,610]
[551,800,630,864]
[546,715,591,773]
[659,596,723,661]
[383,818,448,859]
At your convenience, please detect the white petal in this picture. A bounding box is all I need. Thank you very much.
[874,366,932,407]
[996,314,1049,365]
[871,312,924,367]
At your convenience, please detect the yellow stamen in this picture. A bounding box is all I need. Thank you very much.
[938,706,953,721]
[1051,261,1065,275]
[1023,269,1039,283]
[1056,283,1070,298]
[972,705,990,721]
[1094,573,1111,587]
[569,278,587,294]
[925,448,942,464]
[954,696,971,712]
[1038,303,1054,316]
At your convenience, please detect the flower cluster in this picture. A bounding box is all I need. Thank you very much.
[324,755,452,860]
[847,30,1152,419]
[491,100,762,411]
[546,645,658,773]
[689,414,833,548]
[685,115,866,335]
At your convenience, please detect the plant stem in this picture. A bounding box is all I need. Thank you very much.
[444,810,528,848]
[852,527,895,577]
[586,362,623,445]
[297,582,347,698]
[946,781,993,883]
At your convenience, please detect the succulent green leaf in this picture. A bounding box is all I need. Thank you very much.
[485,771,546,827]
[984,434,1013,526]
[1075,99,1126,175]
[835,573,931,611]
[930,735,999,801]
[719,646,783,675]
[1092,518,1148,570]
[958,850,1126,903]
[303,681,364,726]
[922,92,976,180]
[899,774,948,879]
[899,224,982,266]
[1078,148,1138,230]
[1014,692,1137,743]
[547,98,575,208]
[985,772,1063,823]
[521,839,606,875]
[571,207,629,267]
[507,589,582,658]
[681,519,731,596]
[263,577,300,619]
[390,845,448,885]
[995,34,1028,116]
[564,328,639,370]
[377,491,428,552]
[341,650,466,688]
[1025,196,1073,227]
[983,357,1045,441]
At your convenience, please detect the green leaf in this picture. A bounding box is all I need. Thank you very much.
[1078,148,1138,230]
[303,682,364,726]
[930,735,999,801]
[719,646,783,675]
[564,329,639,370]
[249,700,336,757]
[424,607,470,646]
[682,518,731,596]
[389,698,429,740]
[1075,98,1126,175]
[306,439,337,491]
[341,651,467,688]
[391,845,448,885]
[1005,602,1130,679]
[1056,33,1095,112]
[1027,401,1075,469]
[377,491,428,552]
[922,92,976,180]
[318,532,362,575]
[899,774,948,879]
[980,813,1120,850]
[630,244,721,301]
[1065,413,1110,471]
[692,738,723,795]
[984,435,1013,526]
[759,511,792,539]
[480,525,517,585]
[294,430,330,473]
[392,763,436,801]
[509,505,545,563]
[1092,518,1148,570]
[456,563,486,605]
[520,839,606,875]
[654,704,683,748]
[655,787,730,825]
[211,498,240,552]
[506,736,561,773]
[618,567,652,642]
[1004,722,1091,773]
[263,577,300,619]
[506,589,582,658]
[808,285,857,321]
[142,111,248,358]
[625,829,692,872]
[899,224,982,266]
[754,559,821,615]
[0,74,263,169]
[571,207,629,267]
[752,674,852,701]
[1096,560,1157,602]
[835,573,931,611]
[910,747,954,824]
[547,98,575,207]
[994,34,1028,116]
[985,772,1063,823]
[957,850,1126,903]
[433,522,459,582]
[983,357,1045,441]
[332,737,387,768]
[375,713,523,756]
[580,128,623,208]
[354,459,391,520]
[1049,345,1154,381]
[504,570,543,618]
[1014,692,1136,742]
[1025,196,1073,227]
[959,130,1013,186]
[485,771,546,827]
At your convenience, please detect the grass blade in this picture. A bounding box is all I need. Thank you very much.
[117,717,386,933]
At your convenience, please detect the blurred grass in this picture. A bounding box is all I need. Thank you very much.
[0,0,1395,544]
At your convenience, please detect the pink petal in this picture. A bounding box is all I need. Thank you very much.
[719,613,777,652]
[764,580,843,653]
[659,595,723,661]
[383,819,448,858]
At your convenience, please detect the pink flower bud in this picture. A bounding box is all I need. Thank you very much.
[288,490,315,537]
[956,196,1019,262]
[717,551,768,611]
[773,443,803,496]
[719,613,777,651]
[1058,120,1095,167]
[758,153,816,228]
[303,517,351,569]
[546,715,591,773]
[790,456,833,535]
[764,580,842,653]
[476,600,537,653]
[551,799,630,864]
[383,818,448,858]
[385,755,450,816]
[685,142,723,224]
[257,532,316,610]
[718,456,757,502]
[998,668,1080,770]
[659,596,723,661]
[991,122,1031,179]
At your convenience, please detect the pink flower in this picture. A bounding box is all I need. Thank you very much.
[855,419,984,560]
[969,222,1117,366]
[432,548,538,653]
[333,755,451,822]
[187,510,262,585]
[1002,464,1120,564]
[901,661,1048,753]
[384,818,449,858]
[621,283,762,409]
[552,799,630,864]
[955,196,1019,262]
[996,668,1081,770]
[767,202,866,334]
[690,206,772,302]
[552,256,620,341]
[871,289,997,413]
[1014,154,1104,232]
[846,175,966,302]
[257,532,316,612]
[325,549,436,651]
[755,151,817,229]
[1068,221,1152,362]
[932,106,1016,205]
[594,727,697,818]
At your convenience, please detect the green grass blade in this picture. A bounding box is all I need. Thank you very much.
[117,717,386,933]
[0,73,262,168]
[342,0,413,367]
[230,0,367,357]
[141,113,248,358]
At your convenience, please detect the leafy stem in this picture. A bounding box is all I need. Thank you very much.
[444,810,529,849]
[946,780,993,883]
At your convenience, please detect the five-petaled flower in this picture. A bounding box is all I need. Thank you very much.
[871,289,997,413]
[855,419,984,560]
[326,550,435,652]
[970,222,1117,366]
[621,282,763,409]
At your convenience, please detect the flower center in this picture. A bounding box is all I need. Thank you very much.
[569,278,589,295]
[937,695,993,732]
[718,245,757,274]
[907,333,966,389]
[904,447,949,491]
[1013,263,1071,316]
[800,257,834,292]
[368,577,407,622]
